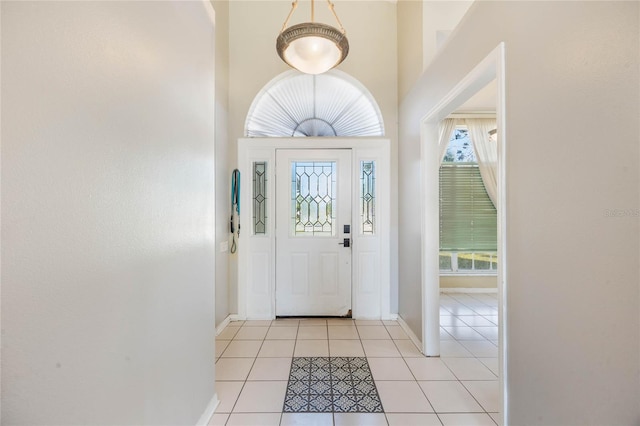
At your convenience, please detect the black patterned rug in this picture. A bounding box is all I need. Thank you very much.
[283,357,384,413]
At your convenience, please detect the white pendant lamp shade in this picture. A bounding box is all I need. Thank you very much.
[276,1,349,74]
[277,23,349,75]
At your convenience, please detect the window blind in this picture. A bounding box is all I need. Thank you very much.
[439,164,497,252]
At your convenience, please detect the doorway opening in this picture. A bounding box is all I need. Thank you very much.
[420,43,507,423]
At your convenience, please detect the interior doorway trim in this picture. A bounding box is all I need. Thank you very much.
[419,43,507,422]
[237,138,392,321]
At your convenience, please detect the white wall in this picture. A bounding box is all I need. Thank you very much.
[1,2,217,424]
[422,1,473,69]
[440,275,497,289]
[227,1,399,315]
[399,1,639,423]
[398,0,423,100]
[399,0,474,101]
[212,0,231,326]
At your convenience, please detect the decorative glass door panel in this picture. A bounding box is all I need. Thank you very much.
[292,162,337,236]
[276,150,352,316]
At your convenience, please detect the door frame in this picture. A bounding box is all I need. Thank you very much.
[420,43,507,422]
[237,138,391,320]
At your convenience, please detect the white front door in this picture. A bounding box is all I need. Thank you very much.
[275,149,352,316]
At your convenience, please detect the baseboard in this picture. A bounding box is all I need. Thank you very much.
[195,393,219,426]
[216,316,231,336]
[216,315,247,336]
[396,316,424,355]
[381,313,399,321]
[440,287,498,293]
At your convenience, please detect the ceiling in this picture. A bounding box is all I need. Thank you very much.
[455,79,497,113]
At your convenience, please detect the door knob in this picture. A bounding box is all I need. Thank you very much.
[339,238,350,248]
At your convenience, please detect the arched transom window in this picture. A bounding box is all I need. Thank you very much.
[245,70,385,137]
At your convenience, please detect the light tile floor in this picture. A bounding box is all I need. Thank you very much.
[212,293,499,426]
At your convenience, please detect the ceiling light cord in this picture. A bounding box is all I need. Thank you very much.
[327,0,346,34]
[280,0,345,34]
[280,1,299,33]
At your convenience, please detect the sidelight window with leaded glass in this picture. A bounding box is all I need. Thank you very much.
[360,161,376,235]
[253,162,267,235]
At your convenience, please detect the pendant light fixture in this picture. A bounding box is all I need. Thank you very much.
[276,0,349,75]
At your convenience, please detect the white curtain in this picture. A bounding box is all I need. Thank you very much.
[438,118,458,163]
[466,118,498,207]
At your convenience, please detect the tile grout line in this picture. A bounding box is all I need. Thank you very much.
[280,321,301,419]
[225,321,278,420]
[224,324,262,418]
[397,338,437,415]
[444,293,500,425]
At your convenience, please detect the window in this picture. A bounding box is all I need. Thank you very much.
[360,161,376,235]
[252,162,267,235]
[439,252,498,273]
[245,70,384,138]
[440,128,497,274]
[442,127,476,163]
